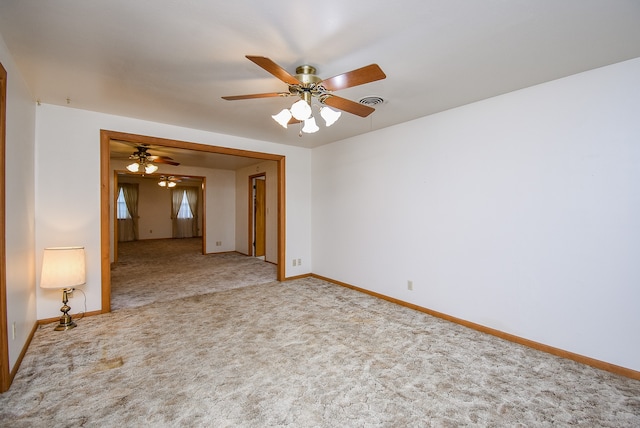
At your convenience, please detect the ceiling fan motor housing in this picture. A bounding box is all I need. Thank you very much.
[295,65,321,84]
[291,65,324,104]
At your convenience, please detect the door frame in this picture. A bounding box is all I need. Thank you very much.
[100,130,286,313]
[248,173,266,257]
[0,62,9,392]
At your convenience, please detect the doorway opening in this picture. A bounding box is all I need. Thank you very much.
[250,174,266,259]
[101,130,286,313]
[112,172,206,264]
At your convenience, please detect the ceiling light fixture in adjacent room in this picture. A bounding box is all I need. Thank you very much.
[158,176,179,188]
[126,160,158,174]
[126,145,180,174]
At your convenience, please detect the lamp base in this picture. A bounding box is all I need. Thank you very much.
[53,288,77,331]
[53,314,77,331]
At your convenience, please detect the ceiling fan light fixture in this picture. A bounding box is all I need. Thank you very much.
[223,56,387,136]
[290,99,312,120]
[144,163,159,174]
[158,175,179,188]
[302,116,319,134]
[272,109,292,128]
[126,162,140,173]
[320,106,341,127]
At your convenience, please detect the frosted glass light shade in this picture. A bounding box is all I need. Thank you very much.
[320,106,341,127]
[168,181,177,188]
[272,109,292,128]
[126,163,140,173]
[144,163,158,174]
[302,116,319,133]
[158,180,167,187]
[40,247,86,289]
[290,99,312,120]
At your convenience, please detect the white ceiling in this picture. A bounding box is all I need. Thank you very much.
[1,1,640,150]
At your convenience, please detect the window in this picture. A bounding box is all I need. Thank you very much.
[177,191,193,219]
[117,188,131,219]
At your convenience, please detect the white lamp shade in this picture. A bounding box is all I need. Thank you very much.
[320,106,342,127]
[302,116,320,133]
[158,180,167,187]
[272,109,292,128]
[145,163,159,174]
[168,181,177,188]
[40,247,86,289]
[126,163,140,173]
[290,99,312,120]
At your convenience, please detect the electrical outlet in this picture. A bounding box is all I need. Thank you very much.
[297,258,302,266]
[408,280,413,291]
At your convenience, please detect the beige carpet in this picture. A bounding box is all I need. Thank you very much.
[111,238,277,310]
[1,241,639,426]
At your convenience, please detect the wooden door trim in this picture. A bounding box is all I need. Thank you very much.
[200,178,206,255]
[255,177,266,257]
[0,62,9,392]
[113,172,119,264]
[248,173,266,257]
[100,130,286,313]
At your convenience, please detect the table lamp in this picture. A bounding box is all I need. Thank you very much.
[40,246,86,331]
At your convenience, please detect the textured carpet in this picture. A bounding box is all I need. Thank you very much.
[1,242,639,426]
[111,238,277,310]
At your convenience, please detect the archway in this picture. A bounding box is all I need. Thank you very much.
[100,130,285,313]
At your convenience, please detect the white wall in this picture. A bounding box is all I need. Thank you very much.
[118,175,173,239]
[312,57,640,371]
[136,177,177,239]
[35,105,312,319]
[1,36,37,372]
[203,168,236,253]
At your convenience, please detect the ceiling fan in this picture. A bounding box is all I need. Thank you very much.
[222,56,386,132]
[157,175,181,188]
[126,145,180,174]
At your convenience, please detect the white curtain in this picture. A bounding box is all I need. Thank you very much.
[118,183,138,242]
[185,186,200,237]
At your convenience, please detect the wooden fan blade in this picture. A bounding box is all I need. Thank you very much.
[320,64,386,91]
[152,158,180,166]
[323,95,375,118]
[222,92,291,101]
[246,56,300,86]
[148,155,174,161]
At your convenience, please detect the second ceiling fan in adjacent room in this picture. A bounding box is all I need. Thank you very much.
[125,145,180,174]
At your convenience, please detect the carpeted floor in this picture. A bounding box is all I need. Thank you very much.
[1,240,639,426]
[111,238,277,310]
